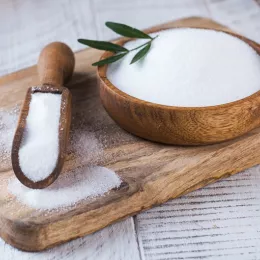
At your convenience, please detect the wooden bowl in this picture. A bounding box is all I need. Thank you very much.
[98,27,260,145]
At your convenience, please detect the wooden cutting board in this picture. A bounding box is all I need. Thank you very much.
[1,17,260,252]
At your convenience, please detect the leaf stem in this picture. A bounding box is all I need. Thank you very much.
[128,35,158,53]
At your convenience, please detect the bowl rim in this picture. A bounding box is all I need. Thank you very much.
[98,26,260,111]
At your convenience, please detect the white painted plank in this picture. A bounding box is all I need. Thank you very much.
[92,0,209,40]
[0,218,141,260]
[205,0,260,42]
[136,167,260,260]
[0,0,97,76]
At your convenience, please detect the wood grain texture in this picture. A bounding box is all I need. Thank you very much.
[136,167,260,260]
[38,42,75,87]
[11,42,74,189]
[1,17,260,252]
[99,29,260,145]
[0,218,141,260]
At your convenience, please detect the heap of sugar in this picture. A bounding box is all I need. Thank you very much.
[19,93,61,182]
[8,166,121,210]
[107,28,260,107]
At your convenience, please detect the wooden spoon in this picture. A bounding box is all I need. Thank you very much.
[11,42,75,189]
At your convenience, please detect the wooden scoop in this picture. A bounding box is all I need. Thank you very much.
[11,42,75,189]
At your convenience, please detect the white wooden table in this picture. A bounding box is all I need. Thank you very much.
[1,0,260,259]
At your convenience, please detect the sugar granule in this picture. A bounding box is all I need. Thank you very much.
[19,93,61,182]
[8,166,121,210]
[107,28,260,107]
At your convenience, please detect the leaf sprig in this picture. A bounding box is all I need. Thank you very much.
[78,22,158,66]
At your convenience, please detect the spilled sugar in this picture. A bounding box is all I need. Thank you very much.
[0,106,19,168]
[0,104,123,210]
[0,71,139,211]
[19,93,61,182]
[68,130,103,164]
[8,166,121,210]
[107,28,260,107]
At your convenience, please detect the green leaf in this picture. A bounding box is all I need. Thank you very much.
[105,22,152,39]
[92,53,127,66]
[130,43,151,64]
[78,39,128,53]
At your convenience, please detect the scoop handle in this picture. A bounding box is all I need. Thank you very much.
[37,42,75,88]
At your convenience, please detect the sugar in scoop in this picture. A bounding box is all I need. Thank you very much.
[18,93,61,182]
[107,28,260,107]
[12,42,75,189]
